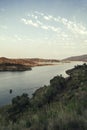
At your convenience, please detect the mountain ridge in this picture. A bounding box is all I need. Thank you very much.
[62,54,87,62]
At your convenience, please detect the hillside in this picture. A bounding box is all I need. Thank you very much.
[0,63,87,130]
[62,54,87,62]
[0,57,60,68]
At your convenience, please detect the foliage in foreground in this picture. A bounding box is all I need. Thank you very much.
[0,63,87,130]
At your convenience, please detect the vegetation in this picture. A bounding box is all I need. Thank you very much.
[0,63,87,130]
[0,63,31,71]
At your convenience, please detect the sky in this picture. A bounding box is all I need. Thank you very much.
[0,0,87,59]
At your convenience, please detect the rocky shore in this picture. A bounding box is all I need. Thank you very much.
[0,63,31,71]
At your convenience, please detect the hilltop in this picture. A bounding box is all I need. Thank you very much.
[63,54,87,62]
[0,63,87,130]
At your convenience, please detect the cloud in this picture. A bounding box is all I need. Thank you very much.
[34,11,44,16]
[44,16,51,20]
[27,13,38,19]
[41,25,49,30]
[48,26,59,32]
[21,18,39,27]
[59,18,87,35]
[21,11,87,45]
[41,25,60,32]
[47,16,87,35]
[36,20,43,25]
[21,17,61,33]
[36,12,87,35]
[41,24,60,32]
[41,25,59,32]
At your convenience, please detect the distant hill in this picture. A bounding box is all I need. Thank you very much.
[0,57,60,68]
[0,55,87,68]
[0,57,36,67]
[62,54,87,62]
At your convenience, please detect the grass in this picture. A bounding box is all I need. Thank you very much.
[0,63,87,130]
[0,102,87,130]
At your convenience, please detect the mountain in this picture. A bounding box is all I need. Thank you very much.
[62,54,87,62]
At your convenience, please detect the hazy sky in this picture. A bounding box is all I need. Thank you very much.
[0,0,87,59]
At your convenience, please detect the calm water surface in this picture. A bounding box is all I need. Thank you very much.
[0,62,83,106]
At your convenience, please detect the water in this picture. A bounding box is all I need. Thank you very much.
[0,61,83,106]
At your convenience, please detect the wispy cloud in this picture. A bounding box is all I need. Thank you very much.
[21,13,61,33]
[26,12,87,35]
[21,11,87,45]
[21,18,39,27]
[41,25,49,30]
[43,16,52,21]
[21,17,61,33]
[59,18,87,35]
[36,20,43,25]
[28,14,38,20]
[34,11,44,16]
[43,14,87,35]
[48,26,60,32]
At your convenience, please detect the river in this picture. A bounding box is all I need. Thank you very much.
[0,61,84,106]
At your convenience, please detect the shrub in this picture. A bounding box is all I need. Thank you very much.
[7,93,30,122]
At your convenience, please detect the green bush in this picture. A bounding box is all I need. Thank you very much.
[7,93,30,122]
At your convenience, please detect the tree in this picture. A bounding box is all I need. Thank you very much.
[7,93,30,122]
